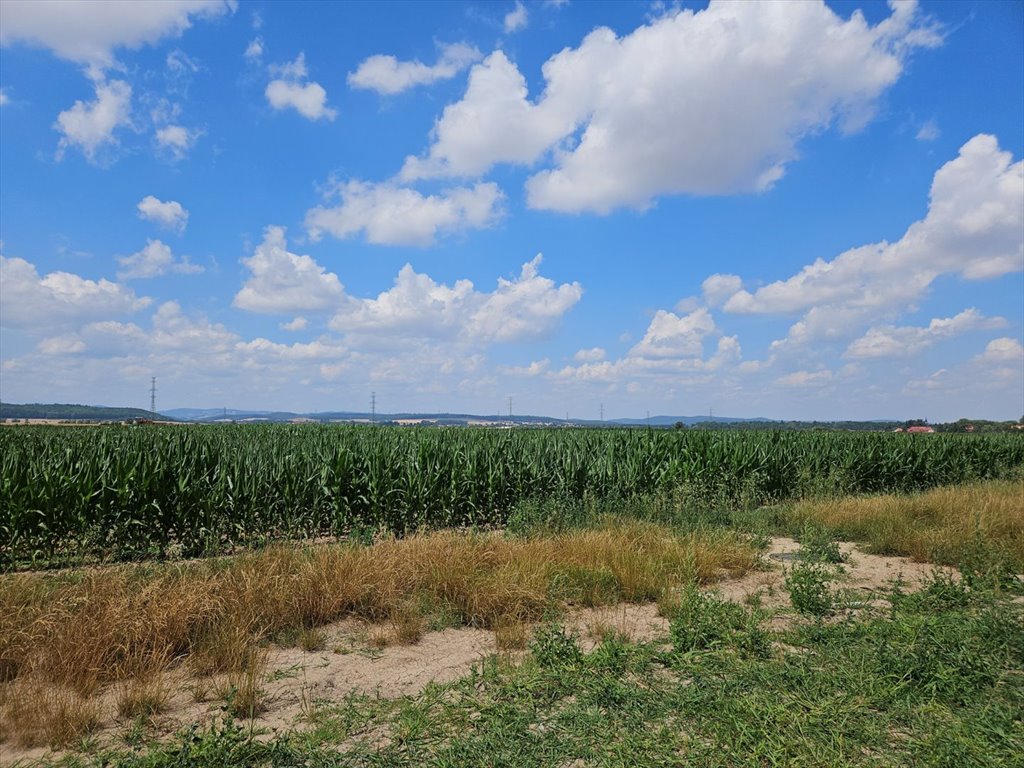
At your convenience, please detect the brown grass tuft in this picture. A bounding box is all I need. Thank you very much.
[2,678,102,748]
[788,480,1024,569]
[493,617,530,651]
[297,627,327,652]
[368,627,392,649]
[116,674,170,720]
[218,648,268,720]
[391,605,425,646]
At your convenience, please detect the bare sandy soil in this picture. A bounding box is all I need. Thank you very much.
[0,538,956,766]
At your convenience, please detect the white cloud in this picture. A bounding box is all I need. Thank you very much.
[233,226,345,314]
[501,359,550,376]
[348,42,482,95]
[37,335,86,355]
[629,308,716,359]
[902,337,1024,401]
[0,88,8,106]
[504,1,528,34]
[0,254,150,329]
[54,78,131,161]
[166,48,198,74]
[701,274,743,307]
[777,370,834,388]
[0,0,234,68]
[403,0,939,212]
[725,135,1023,349]
[916,119,940,142]
[305,180,504,246]
[155,124,199,159]
[845,308,1006,358]
[265,53,336,121]
[574,347,606,362]
[330,254,582,343]
[470,256,583,343]
[117,239,203,280]
[137,195,188,233]
[244,37,263,61]
[280,316,308,332]
[975,337,1024,365]
[400,51,578,181]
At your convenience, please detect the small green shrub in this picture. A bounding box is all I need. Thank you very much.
[667,585,770,658]
[798,525,846,565]
[530,622,583,669]
[785,562,834,616]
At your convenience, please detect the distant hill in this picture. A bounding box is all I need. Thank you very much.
[158,408,771,427]
[609,415,770,427]
[0,402,170,421]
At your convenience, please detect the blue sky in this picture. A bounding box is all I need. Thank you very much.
[0,0,1021,421]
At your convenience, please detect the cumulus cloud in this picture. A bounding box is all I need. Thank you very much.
[552,306,741,386]
[137,195,188,232]
[117,239,203,279]
[330,254,582,343]
[0,0,234,68]
[348,42,482,95]
[305,181,504,247]
[233,226,345,314]
[0,88,9,106]
[265,53,336,121]
[902,337,1023,402]
[402,0,939,212]
[724,135,1023,347]
[400,51,577,181]
[702,274,743,307]
[845,308,1006,358]
[629,308,716,359]
[37,335,86,355]
[244,37,263,61]
[155,124,199,159]
[574,347,606,362]
[975,337,1024,365]
[280,316,308,332]
[504,2,528,34]
[54,78,131,161]
[501,359,550,377]
[776,370,834,388]
[0,254,150,329]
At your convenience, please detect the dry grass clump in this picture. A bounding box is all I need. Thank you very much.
[116,674,171,720]
[115,647,173,720]
[297,628,328,652]
[217,648,268,720]
[0,520,758,702]
[493,617,530,651]
[1,678,102,748]
[789,480,1024,568]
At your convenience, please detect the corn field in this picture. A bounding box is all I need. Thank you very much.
[2,425,1022,568]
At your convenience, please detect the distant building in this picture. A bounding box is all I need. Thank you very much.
[906,425,935,434]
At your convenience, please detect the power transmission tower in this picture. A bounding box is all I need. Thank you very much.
[150,377,156,413]
[600,403,604,422]
[371,392,376,423]
[508,396,512,421]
